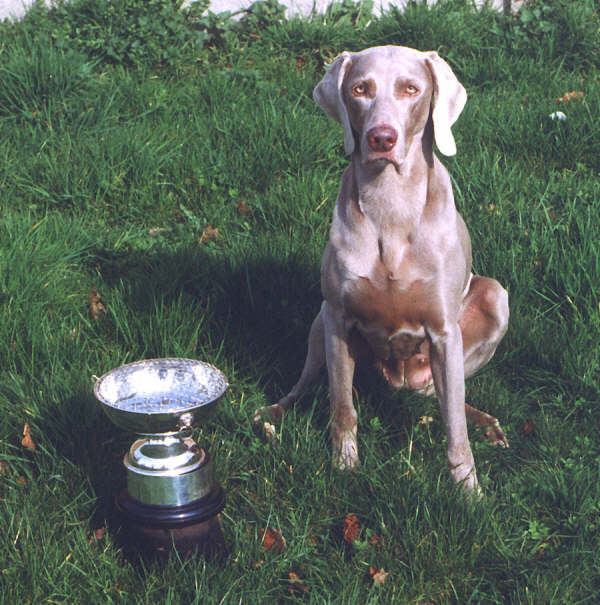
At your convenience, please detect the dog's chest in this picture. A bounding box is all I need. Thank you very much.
[340,243,440,361]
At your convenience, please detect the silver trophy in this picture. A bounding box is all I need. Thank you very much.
[94,358,228,557]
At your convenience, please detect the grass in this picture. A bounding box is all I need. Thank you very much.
[1,0,600,601]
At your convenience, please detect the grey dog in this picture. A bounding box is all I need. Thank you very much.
[255,46,509,492]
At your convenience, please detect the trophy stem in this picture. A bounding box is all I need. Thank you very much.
[125,435,213,506]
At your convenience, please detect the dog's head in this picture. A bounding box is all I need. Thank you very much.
[313,45,466,169]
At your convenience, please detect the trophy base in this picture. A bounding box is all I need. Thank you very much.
[115,484,226,560]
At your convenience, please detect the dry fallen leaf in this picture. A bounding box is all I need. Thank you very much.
[0,460,8,476]
[288,572,310,595]
[17,476,27,485]
[21,422,36,451]
[369,534,384,547]
[260,527,285,554]
[263,421,277,442]
[343,514,360,545]
[556,90,584,103]
[521,419,535,435]
[369,566,389,585]
[148,227,172,237]
[236,200,251,216]
[88,287,107,321]
[199,226,220,244]
[88,527,106,544]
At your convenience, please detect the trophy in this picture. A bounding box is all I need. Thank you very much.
[94,358,228,558]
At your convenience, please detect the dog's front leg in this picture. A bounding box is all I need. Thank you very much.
[323,302,359,470]
[429,323,478,491]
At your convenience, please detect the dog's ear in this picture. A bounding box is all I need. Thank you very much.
[425,52,467,157]
[313,52,355,155]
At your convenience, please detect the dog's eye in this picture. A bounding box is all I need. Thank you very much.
[352,83,366,96]
[405,85,418,95]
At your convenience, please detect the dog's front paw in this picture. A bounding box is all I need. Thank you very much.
[333,433,360,471]
[449,463,479,494]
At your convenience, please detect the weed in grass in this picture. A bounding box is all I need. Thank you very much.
[0,33,96,120]
[38,0,211,68]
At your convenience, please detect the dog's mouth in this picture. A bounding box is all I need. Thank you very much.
[364,152,404,172]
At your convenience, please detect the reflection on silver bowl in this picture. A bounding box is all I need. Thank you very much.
[94,358,228,434]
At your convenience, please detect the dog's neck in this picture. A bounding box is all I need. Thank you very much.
[351,126,434,239]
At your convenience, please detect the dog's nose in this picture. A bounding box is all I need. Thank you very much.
[366,126,398,152]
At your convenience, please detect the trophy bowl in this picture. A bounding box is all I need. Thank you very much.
[93,358,229,559]
[94,358,228,435]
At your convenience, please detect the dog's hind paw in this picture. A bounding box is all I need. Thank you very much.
[252,404,285,443]
[477,419,509,448]
[253,404,284,426]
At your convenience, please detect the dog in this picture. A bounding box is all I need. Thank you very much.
[254,46,509,492]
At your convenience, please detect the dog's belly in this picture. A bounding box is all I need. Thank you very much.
[353,320,426,362]
[343,274,440,390]
[343,273,439,343]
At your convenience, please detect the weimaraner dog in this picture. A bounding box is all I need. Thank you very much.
[254,46,509,492]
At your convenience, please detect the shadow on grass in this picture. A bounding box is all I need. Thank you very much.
[49,241,325,513]
[92,241,323,390]
[52,233,596,529]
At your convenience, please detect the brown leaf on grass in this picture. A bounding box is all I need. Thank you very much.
[369,566,389,585]
[556,91,584,103]
[199,226,220,244]
[343,514,360,544]
[21,422,36,451]
[89,287,107,321]
[260,527,285,554]
[288,572,311,595]
[88,527,106,544]
[148,227,172,237]
[17,476,27,485]
[0,460,8,476]
[534,536,560,560]
[236,200,251,216]
[521,419,535,435]
[369,534,384,547]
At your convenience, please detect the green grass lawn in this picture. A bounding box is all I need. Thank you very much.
[1,0,600,602]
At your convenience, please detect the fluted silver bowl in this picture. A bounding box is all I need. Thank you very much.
[94,358,228,435]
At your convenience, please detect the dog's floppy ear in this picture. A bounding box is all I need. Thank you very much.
[425,52,467,157]
[313,52,354,155]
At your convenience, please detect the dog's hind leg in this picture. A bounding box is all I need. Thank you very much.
[253,304,325,424]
